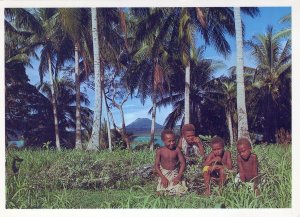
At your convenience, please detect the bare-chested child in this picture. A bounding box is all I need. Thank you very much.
[155,129,188,196]
[236,137,260,195]
[178,124,205,165]
[203,136,232,195]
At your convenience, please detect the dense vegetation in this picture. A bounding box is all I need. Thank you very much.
[5,7,291,209]
[5,8,291,149]
[6,144,291,208]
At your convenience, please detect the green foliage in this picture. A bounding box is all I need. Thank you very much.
[6,144,291,208]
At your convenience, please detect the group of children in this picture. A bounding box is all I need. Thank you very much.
[154,124,259,196]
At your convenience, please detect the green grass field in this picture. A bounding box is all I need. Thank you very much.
[5,144,291,208]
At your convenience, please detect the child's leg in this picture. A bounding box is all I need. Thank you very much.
[203,171,211,195]
[218,167,225,193]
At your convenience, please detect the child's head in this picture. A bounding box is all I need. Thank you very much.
[210,136,225,157]
[182,124,196,145]
[237,138,252,160]
[161,129,176,150]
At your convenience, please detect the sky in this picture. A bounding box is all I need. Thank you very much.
[25,7,291,127]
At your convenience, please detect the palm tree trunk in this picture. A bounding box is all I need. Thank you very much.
[234,7,250,140]
[106,109,112,152]
[74,43,82,149]
[184,59,190,124]
[225,107,234,145]
[48,55,61,150]
[88,8,102,150]
[149,88,157,151]
[120,106,130,150]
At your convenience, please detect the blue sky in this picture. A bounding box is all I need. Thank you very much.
[25,7,291,126]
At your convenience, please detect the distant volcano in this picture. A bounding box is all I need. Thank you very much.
[126,118,163,135]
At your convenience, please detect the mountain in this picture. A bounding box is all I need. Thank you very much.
[127,118,163,129]
[126,118,163,135]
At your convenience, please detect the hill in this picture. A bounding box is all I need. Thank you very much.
[126,118,163,135]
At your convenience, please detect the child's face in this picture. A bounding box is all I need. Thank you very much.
[211,143,224,157]
[183,131,195,145]
[163,134,176,150]
[237,143,252,160]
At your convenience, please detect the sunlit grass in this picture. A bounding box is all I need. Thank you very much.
[6,144,291,208]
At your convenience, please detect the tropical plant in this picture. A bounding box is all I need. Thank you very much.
[58,8,92,149]
[40,76,93,148]
[245,26,291,142]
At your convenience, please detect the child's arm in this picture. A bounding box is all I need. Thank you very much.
[204,153,215,166]
[193,137,205,157]
[237,156,246,182]
[173,148,186,185]
[224,151,233,170]
[154,149,169,188]
[177,137,183,150]
[252,154,259,185]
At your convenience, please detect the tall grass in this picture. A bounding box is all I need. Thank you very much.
[6,144,291,208]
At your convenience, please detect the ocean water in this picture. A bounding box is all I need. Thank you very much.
[131,135,164,147]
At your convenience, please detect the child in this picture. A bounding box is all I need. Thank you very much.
[155,129,188,196]
[236,137,260,195]
[203,136,232,195]
[178,124,205,164]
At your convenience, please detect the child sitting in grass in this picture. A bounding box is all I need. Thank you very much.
[155,129,188,196]
[236,137,260,195]
[203,136,232,195]
[177,124,205,165]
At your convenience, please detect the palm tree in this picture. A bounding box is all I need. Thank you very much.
[129,9,170,150]
[274,13,291,40]
[156,47,227,137]
[246,26,291,142]
[233,7,260,140]
[214,75,237,145]
[40,76,93,148]
[234,7,249,139]
[87,8,102,150]
[58,8,91,149]
[129,8,236,148]
[26,8,73,150]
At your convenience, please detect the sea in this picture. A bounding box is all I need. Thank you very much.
[131,135,164,147]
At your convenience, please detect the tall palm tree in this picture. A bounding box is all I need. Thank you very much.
[156,47,227,137]
[58,8,91,149]
[40,77,93,148]
[246,26,291,142]
[129,9,170,150]
[234,7,249,139]
[27,8,73,150]
[130,8,235,148]
[87,8,102,150]
[214,75,237,145]
[233,7,260,140]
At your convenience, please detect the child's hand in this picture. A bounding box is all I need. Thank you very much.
[161,176,169,188]
[172,175,182,185]
[193,137,201,144]
[213,156,222,163]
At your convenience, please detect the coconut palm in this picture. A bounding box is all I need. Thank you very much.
[16,8,74,150]
[274,13,291,40]
[155,47,227,137]
[87,8,102,150]
[58,8,91,149]
[40,77,93,148]
[246,26,291,142]
[233,7,260,140]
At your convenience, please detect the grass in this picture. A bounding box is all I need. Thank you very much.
[5,144,291,208]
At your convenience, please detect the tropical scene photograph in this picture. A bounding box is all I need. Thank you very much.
[4,6,291,209]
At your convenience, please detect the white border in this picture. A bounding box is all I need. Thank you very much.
[1,1,299,217]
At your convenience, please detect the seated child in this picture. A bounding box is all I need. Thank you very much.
[236,137,260,195]
[177,124,205,164]
[203,136,232,195]
[155,129,188,196]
